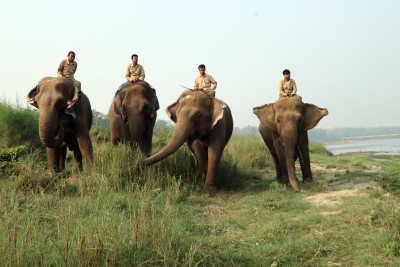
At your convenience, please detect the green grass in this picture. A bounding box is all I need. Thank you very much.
[2,102,400,265]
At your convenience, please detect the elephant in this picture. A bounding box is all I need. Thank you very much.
[141,90,233,193]
[109,81,158,154]
[27,76,93,172]
[253,96,328,192]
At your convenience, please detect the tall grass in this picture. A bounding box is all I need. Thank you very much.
[0,127,252,266]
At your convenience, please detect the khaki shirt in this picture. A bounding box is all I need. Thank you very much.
[126,63,145,81]
[279,79,297,96]
[57,59,77,80]
[193,74,217,90]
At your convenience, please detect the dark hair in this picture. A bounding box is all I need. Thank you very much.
[67,51,75,56]
[283,69,291,75]
[198,64,206,69]
[131,54,138,59]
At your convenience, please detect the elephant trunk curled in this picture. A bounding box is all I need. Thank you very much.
[142,120,192,166]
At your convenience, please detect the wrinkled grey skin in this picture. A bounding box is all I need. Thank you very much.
[253,96,328,192]
[109,81,158,155]
[27,77,93,172]
[142,90,233,193]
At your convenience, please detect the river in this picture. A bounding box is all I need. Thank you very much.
[324,136,400,155]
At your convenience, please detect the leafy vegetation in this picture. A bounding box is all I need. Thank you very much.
[1,100,400,266]
[0,101,41,148]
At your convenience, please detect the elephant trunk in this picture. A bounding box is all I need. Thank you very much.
[39,107,63,148]
[127,116,145,147]
[142,121,192,166]
[282,133,300,192]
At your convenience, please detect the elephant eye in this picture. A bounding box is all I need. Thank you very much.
[194,111,202,118]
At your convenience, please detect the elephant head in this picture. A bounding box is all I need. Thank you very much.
[142,90,232,175]
[27,77,76,148]
[111,81,158,154]
[253,96,328,191]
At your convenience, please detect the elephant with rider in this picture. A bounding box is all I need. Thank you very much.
[253,96,328,192]
[27,76,93,172]
[109,81,159,155]
[141,90,233,193]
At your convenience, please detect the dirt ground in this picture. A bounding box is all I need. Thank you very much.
[303,162,382,207]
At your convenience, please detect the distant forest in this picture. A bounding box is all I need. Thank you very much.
[92,111,400,143]
[233,125,400,142]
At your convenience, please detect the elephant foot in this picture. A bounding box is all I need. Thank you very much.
[203,185,217,197]
[45,169,55,176]
[303,177,313,182]
[279,176,290,185]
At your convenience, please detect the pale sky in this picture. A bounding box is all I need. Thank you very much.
[1,0,399,128]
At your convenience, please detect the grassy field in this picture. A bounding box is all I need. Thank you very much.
[1,102,400,266]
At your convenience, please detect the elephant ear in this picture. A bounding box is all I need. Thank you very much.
[303,104,329,131]
[27,85,39,108]
[211,98,228,128]
[166,99,179,123]
[113,90,127,121]
[253,104,276,132]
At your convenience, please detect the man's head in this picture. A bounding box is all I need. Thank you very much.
[198,64,206,76]
[131,54,138,64]
[283,69,291,80]
[67,51,75,62]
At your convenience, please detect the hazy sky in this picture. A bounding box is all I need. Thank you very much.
[1,0,399,128]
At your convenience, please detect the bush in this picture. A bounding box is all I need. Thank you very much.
[309,142,333,156]
[90,125,110,143]
[0,145,30,162]
[0,101,41,148]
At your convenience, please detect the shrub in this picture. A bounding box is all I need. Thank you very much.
[309,142,333,156]
[90,125,110,143]
[0,145,30,162]
[0,101,41,148]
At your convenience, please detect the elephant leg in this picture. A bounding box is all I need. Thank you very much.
[204,135,225,194]
[189,140,208,176]
[59,146,67,171]
[76,133,93,166]
[204,141,224,192]
[121,125,131,142]
[267,144,283,182]
[48,147,61,173]
[297,133,312,182]
[110,127,120,145]
[73,148,83,170]
[260,127,284,182]
[274,141,289,184]
[271,152,283,182]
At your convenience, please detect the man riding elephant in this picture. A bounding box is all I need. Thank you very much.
[193,64,217,97]
[117,53,159,110]
[57,51,81,107]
